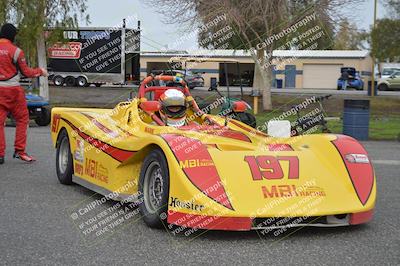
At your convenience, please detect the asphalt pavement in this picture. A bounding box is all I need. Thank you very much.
[0,126,399,265]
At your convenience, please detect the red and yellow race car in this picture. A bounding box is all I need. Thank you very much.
[50,75,376,231]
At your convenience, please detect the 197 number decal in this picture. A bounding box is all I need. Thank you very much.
[244,156,299,180]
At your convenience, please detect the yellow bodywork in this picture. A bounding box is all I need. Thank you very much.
[50,99,376,219]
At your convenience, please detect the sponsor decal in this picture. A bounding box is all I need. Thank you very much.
[80,113,119,138]
[74,139,85,163]
[62,118,135,162]
[244,155,299,180]
[85,159,109,183]
[48,42,82,59]
[161,134,234,210]
[204,130,251,142]
[169,197,205,212]
[331,135,374,205]
[75,162,84,176]
[179,159,215,169]
[52,114,61,133]
[261,185,326,198]
[267,144,294,151]
[145,127,154,134]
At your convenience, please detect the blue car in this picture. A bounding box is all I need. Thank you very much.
[7,93,50,127]
[337,67,364,90]
[26,93,51,126]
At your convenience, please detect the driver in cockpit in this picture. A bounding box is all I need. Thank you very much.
[158,89,188,127]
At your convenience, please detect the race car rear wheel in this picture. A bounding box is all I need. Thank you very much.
[139,148,169,228]
[56,130,74,185]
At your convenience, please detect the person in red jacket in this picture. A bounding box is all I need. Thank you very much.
[0,23,48,164]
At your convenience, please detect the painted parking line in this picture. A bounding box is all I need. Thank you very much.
[372,160,400,166]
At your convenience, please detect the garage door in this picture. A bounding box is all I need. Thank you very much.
[303,64,343,89]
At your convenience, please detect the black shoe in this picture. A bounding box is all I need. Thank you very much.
[0,157,4,165]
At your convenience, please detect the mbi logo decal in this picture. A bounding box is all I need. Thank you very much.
[262,185,326,198]
[179,159,215,169]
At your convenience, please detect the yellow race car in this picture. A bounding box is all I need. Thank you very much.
[50,75,376,231]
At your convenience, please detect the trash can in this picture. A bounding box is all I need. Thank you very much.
[209,77,218,90]
[343,99,370,140]
[276,79,283,89]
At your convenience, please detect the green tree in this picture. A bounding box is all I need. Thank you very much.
[145,0,359,110]
[333,18,366,50]
[0,0,89,98]
[383,0,400,19]
[371,18,400,62]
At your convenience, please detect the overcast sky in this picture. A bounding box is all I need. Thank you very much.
[85,0,388,51]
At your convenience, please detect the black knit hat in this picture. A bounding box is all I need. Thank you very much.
[0,23,18,42]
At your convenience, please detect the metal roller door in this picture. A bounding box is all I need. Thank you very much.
[303,64,343,89]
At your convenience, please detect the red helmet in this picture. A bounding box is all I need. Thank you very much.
[159,89,187,127]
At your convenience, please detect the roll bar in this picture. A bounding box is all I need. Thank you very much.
[137,75,219,126]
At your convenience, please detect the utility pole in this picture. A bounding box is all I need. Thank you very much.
[37,34,49,100]
[370,0,378,97]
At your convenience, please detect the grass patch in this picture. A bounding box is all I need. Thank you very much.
[254,95,400,141]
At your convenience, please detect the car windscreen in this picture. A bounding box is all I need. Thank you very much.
[382,68,400,75]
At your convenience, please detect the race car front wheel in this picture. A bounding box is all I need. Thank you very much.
[56,130,74,185]
[139,148,169,228]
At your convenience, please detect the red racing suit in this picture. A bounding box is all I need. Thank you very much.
[0,38,43,157]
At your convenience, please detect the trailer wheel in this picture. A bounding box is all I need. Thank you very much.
[76,76,88,87]
[65,76,76,87]
[53,76,64,86]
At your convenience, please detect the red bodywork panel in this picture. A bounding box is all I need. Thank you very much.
[332,135,374,205]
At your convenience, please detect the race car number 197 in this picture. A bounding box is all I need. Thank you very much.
[244,156,299,180]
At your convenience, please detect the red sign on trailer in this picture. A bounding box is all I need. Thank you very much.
[48,42,82,59]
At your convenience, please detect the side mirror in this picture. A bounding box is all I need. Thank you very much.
[268,120,291,138]
[140,101,161,113]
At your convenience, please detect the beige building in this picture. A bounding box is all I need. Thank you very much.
[139,50,372,89]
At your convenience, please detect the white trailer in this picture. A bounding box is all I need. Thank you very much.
[48,22,140,87]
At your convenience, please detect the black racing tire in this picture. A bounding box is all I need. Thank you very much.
[234,112,257,128]
[378,84,388,91]
[65,76,76,87]
[76,76,88,87]
[35,106,51,126]
[138,148,169,228]
[56,129,74,185]
[53,75,64,86]
[95,83,102,87]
